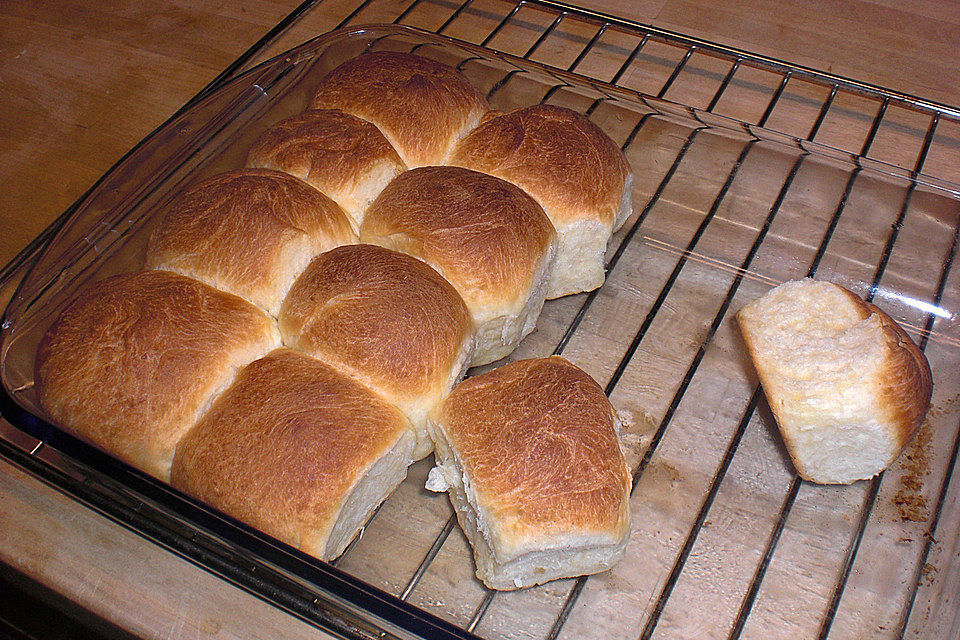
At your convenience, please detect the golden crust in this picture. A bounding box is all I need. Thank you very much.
[35,271,280,481]
[838,288,933,451]
[433,357,631,548]
[448,104,630,228]
[279,244,473,406]
[309,52,488,167]
[360,166,556,316]
[246,109,406,225]
[170,348,410,557]
[145,168,356,315]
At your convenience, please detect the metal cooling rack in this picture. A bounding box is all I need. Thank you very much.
[2,2,960,639]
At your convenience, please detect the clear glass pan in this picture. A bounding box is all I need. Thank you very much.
[2,23,959,640]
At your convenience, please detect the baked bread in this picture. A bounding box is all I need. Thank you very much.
[35,270,281,481]
[145,169,356,315]
[309,51,488,168]
[426,356,632,590]
[448,104,632,299]
[360,166,557,366]
[171,348,415,561]
[246,109,407,228]
[737,278,933,484]
[279,244,474,459]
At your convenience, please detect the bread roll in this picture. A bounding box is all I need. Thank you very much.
[171,348,415,561]
[737,278,933,484]
[279,244,474,459]
[246,109,406,228]
[449,104,632,299]
[360,166,557,366]
[35,270,281,481]
[146,169,356,315]
[426,356,632,590]
[309,52,488,168]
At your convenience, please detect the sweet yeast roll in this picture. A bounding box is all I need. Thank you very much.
[35,270,281,481]
[360,166,556,366]
[246,109,406,228]
[171,348,415,561]
[146,169,356,316]
[279,244,474,459]
[737,278,933,484]
[449,104,632,299]
[426,356,632,590]
[309,51,488,168]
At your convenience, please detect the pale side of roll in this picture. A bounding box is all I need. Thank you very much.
[426,356,632,590]
[171,348,415,561]
[35,270,281,481]
[279,244,475,459]
[737,278,933,484]
[146,169,356,316]
[309,51,488,168]
[246,109,407,229]
[449,104,632,299]
[361,166,557,366]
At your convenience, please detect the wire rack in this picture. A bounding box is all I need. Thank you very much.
[2,2,960,640]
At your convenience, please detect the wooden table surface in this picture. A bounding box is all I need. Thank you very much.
[1,1,959,638]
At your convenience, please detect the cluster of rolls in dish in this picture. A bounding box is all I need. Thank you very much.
[35,51,635,590]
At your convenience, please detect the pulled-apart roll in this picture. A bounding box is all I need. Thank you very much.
[361,166,557,366]
[737,278,933,484]
[171,348,415,561]
[310,51,488,168]
[35,270,281,481]
[279,244,475,459]
[449,104,632,299]
[246,109,407,228]
[426,356,632,590]
[146,169,356,315]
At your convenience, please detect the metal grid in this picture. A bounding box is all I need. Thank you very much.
[2,1,959,639]
[309,2,959,638]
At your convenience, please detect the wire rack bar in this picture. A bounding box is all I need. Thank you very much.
[520,0,960,121]
[543,79,805,636]
[639,388,765,640]
[716,99,887,637]
[812,111,943,640]
[435,0,475,34]
[896,215,960,638]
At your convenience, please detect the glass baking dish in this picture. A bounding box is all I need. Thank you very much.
[2,23,959,640]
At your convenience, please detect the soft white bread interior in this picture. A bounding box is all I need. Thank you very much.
[737,278,933,484]
[246,109,407,228]
[35,270,281,481]
[170,348,416,561]
[448,104,632,299]
[310,51,488,168]
[279,244,475,459]
[145,169,356,316]
[426,356,632,590]
[360,166,557,366]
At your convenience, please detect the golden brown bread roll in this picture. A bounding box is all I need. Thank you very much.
[171,348,415,561]
[449,104,633,299]
[426,356,632,590]
[246,109,407,228]
[737,278,933,484]
[35,270,281,481]
[309,51,488,168]
[145,169,356,316]
[279,244,475,459]
[360,166,557,366]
